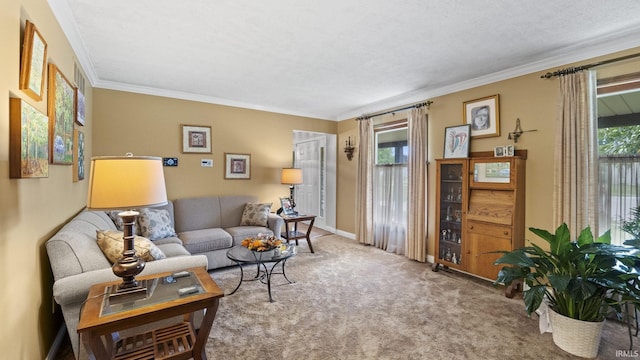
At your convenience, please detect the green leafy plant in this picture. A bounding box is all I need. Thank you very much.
[622,206,640,245]
[494,223,640,322]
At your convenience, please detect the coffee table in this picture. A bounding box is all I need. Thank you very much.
[226,244,296,302]
[77,267,224,360]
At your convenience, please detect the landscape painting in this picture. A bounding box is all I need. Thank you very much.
[48,64,76,164]
[9,98,49,178]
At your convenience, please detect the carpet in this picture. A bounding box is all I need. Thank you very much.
[206,234,637,360]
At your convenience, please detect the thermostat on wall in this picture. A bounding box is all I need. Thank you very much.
[163,157,178,167]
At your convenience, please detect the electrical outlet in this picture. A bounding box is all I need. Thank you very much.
[201,159,213,167]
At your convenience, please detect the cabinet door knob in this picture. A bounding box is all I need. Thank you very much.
[469,225,474,230]
[504,231,509,235]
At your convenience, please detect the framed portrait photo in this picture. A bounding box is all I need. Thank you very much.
[463,94,500,138]
[494,146,505,157]
[443,124,470,159]
[19,20,48,101]
[224,153,251,179]
[182,125,212,153]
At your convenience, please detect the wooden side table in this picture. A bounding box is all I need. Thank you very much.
[281,214,317,253]
[77,267,224,360]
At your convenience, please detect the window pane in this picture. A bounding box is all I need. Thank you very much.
[375,127,408,165]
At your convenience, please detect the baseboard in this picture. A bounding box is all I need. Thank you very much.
[336,229,355,239]
[45,323,67,360]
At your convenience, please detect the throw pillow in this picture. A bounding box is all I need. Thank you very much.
[137,208,177,240]
[96,230,166,264]
[240,202,272,227]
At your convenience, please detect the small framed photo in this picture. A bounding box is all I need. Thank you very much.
[505,145,515,157]
[464,94,500,138]
[19,20,48,101]
[224,153,251,179]
[279,197,296,216]
[73,129,85,182]
[494,146,505,157]
[182,125,212,153]
[443,124,470,159]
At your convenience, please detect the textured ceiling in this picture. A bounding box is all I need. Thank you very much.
[49,0,640,120]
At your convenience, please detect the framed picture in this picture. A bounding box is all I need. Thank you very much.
[443,124,470,159]
[182,125,212,153]
[76,89,86,126]
[9,98,49,178]
[73,129,85,182]
[48,63,76,164]
[224,153,251,179]
[279,197,296,216]
[505,145,515,157]
[494,146,505,157]
[463,94,500,138]
[19,20,48,101]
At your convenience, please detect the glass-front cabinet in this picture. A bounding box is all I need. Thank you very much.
[432,159,468,271]
[432,154,526,297]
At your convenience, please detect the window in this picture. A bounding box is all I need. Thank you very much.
[373,120,408,253]
[375,122,408,165]
[597,72,640,245]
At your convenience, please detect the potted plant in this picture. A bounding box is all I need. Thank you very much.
[494,223,640,358]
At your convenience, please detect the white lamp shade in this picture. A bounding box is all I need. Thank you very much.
[87,156,168,210]
[281,168,303,185]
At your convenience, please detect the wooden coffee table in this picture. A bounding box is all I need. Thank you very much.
[281,214,317,253]
[77,267,224,360]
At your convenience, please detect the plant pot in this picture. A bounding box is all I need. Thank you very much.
[548,308,605,358]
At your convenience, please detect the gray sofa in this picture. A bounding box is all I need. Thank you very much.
[46,195,283,359]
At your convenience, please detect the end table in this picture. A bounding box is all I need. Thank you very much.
[281,214,317,253]
[77,267,224,360]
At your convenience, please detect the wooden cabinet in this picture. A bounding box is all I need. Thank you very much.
[433,154,526,286]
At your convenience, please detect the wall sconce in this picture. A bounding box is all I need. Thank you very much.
[344,136,355,161]
[508,118,537,143]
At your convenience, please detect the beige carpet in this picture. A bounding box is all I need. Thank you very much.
[206,234,638,359]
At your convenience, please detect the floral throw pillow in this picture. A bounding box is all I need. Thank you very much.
[96,230,166,264]
[137,208,177,240]
[240,202,272,227]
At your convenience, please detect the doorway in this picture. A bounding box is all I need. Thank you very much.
[292,130,337,232]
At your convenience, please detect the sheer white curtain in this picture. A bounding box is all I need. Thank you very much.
[553,71,599,236]
[598,155,640,244]
[406,107,427,261]
[355,118,374,245]
[373,164,407,253]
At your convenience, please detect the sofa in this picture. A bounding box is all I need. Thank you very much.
[46,194,283,359]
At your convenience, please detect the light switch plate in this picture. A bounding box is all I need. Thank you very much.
[201,159,213,167]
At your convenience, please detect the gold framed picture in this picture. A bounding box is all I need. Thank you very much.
[48,63,76,164]
[463,94,500,138]
[181,125,212,153]
[19,20,48,101]
[9,98,49,178]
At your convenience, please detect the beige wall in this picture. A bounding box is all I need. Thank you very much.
[1,0,93,358]
[92,89,337,206]
[1,0,640,357]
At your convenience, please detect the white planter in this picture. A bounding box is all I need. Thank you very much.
[548,308,605,358]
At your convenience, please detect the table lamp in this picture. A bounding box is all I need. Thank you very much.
[280,168,303,214]
[86,154,168,294]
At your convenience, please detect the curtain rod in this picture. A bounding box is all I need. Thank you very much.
[540,52,640,79]
[356,101,433,121]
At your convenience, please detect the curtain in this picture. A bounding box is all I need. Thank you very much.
[598,155,640,244]
[355,118,374,245]
[373,165,407,253]
[553,71,599,236]
[406,107,428,261]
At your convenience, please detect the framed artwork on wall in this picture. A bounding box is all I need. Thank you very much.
[76,89,86,126]
[224,153,251,179]
[9,98,49,178]
[463,94,500,138]
[48,63,76,164]
[19,20,48,102]
[73,129,85,182]
[443,124,470,159]
[181,125,212,153]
